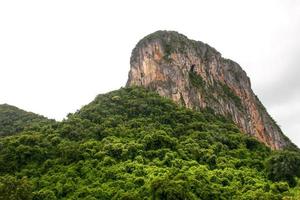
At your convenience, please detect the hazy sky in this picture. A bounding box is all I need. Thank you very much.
[0,0,299,147]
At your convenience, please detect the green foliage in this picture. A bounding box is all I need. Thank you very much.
[189,71,205,89]
[0,104,55,136]
[219,82,243,109]
[0,175,33,200]
[283,179,300,199]
[0,87,299,199]
[151,178,192,200]
[266,151,300,186]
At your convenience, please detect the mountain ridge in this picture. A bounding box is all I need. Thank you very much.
[0,103,53,136]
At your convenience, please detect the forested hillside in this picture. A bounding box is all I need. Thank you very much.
[0,87,300,199]
[0,104,53,136]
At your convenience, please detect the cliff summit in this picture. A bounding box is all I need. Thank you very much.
[127,30,295,150]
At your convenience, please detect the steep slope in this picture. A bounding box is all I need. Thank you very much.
[0,104,53,136]
[127,31,295,150]
[1,87,300,199]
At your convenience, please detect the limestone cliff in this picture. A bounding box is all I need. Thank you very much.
[127,30,295,150]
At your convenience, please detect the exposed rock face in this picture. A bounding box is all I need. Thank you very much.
[127,31,295,150]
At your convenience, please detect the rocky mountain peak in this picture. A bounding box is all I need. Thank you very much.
[127,30,295,150]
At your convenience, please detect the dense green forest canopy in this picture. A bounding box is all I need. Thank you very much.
[0,87,300,199]
[0,104,53,136]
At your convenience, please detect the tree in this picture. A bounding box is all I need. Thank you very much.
[0,175,33,200]
[266,151,300,186]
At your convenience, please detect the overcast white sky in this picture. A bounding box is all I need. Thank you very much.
[0,0,299,147]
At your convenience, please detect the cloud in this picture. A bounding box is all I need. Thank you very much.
[268,99,300,147]
[256,49,300,147]
[261,58,300,106]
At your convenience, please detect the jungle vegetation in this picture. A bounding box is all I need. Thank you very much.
[0,87,299,200]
